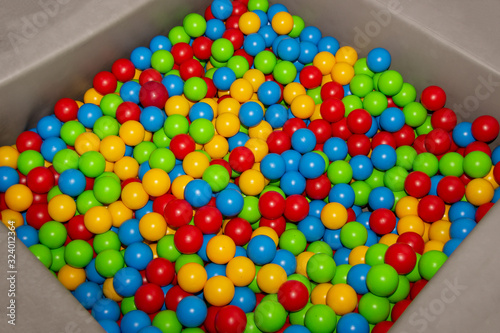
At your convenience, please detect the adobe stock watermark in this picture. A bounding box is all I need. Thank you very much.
[453,73,500,120]
[7,0,73,54]
[400,277,467,333]
[353,0,408,50]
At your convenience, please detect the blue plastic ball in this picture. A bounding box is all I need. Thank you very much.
[277,38,301,62]
[429,175,444,197]
[184,179,212,208]
[98,319,121,333]
[37,115,62,139]
[367,47,392,73]
[162,75,184,97]
[271,249,297,276]
[291,128,316,154]
[284,325,312,333]
[41,137,66,163]
[282,149,302,172]
[205,19,226,40]
[77,103,103,128]
[230,286,257,313]
[371,144,397,171]
[228,132,250,151]
[443,238,462,257]
[298,41,318,64]
[333,247,351,266]
[205,263,227,279]
[120,81,142,104]
[197,234,216,262]
[452,122,475,147]
[299,26,322,45]
[189,102,214,122]
[308,200,326,218]
[267,3,289,20]
[247,235,277,265]
[349,155,373,181]
[280,171,306,196]
[118,219,143,246]
[323,137,348,162]
[449,218,476,239]
[244,33,266,57]
[329,183,355,208]
[138,327,163,333]
[368,186,395,210]
[0,166,19,192]
[492,146,500,165]
[448,201,476,222]
[323,228,343,250]
[258,81,282,106]
[211,0,233,20]
[346,264,370,295]
[253,10,268,27]
[168,164,186,183]
[258,25,278,48]
[92,298,121,321]
[120,310,151,333]
[239,101,264,127]
[216,189,244,216]
[131,47,152,70]
[318,36,340,55]
[336,312,370,333]
[265,104,288,128]
[113,267,143,297]
[135,200,154,220]
[365,229,378,247]
[140,106,165,132]
[379,107,405,132]
[272,35,289,57]
[297,216,325,242]
[150,35,172,52]
[298,152,325,179]
[73,282,104,310]
[176,296,208,327]
[58,169,86,197]
[123,242,154,270]
[85,258,106,284]
[365,116,379,138]
[213,67,237,91]
[234,246,247,258]
[260,153,286,180]
[16,225,38,248]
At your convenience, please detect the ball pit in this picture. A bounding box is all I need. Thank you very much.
[2,0,500,332]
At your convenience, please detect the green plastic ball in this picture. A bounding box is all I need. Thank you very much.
[29,244,53,268]
[392,82,417,107]
[403,102,427,128]
[340,222,368,249]
[38,221,67,249]
[244,313,261,333]
[133,141,157,165]
[396,146,417,171]
[418,250,448,280]
[365,243,389,267]
[53,149,79,174]
[152,310,183,333]
[254,300,287,333]
[47,186,63,201]
[273,61,297,85]
[184,77,208,102]
[331,264,352,285]
[100,94,123,118]
[304,304,337,333]
[439,152,464,177]
[307,241,333,257]
[121,296,137,315]
[342,95,363,116]
[202,164,230,192]
[17,150,45,175]
[377,70,404,96]
[183,13,207,38]
[307,86,322,105]
[168,26,190,45]
[254,51,277,74]
[93,176,121,205]
[289,15,305,38]
[78,151,106,178]
[412,152,439,177]
[238,196,261,224]
[384,166,408,192]
[76,190,102,214]
[248,265,262,293]
[388,275,411,303]
[463,151,492,178]
[227,56,250,79]
[349,74,374,98]
[151,50,175,74]
[174,254,203,272]
[358,293,390,325]
[60,121,86,146]
[289,302,313,326]
[211,38,234,63]
[416,115,433,135]
[327,160,353,184]
[363,91,388,116]
[260,186,286,198]
[50,246,66,272]
[354,58,375,77]
[189,118,215,144]
[288,273,313,295]
[366,263,400,297]
[164,114,190,139]
[278,229,307,256]
[157,235,182,262]
[93,115,120,139]
[148,148,176,173]
[365,169,385,189]
[93,230,121,254]
[306,253,337,283]
[64,239,94,268]
[95,249,124,277]
[351,180,371,207]
[248,0,269,12]
[406,253,422,282]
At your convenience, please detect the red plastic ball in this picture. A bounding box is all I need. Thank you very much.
[471,115,499,143]
[410,279,428,299]
[259,216,286,237]
[393,124,416,147]
[476,202,494,222]
[152,193,175,215]
[194,206,223,234]
[25,203,51,230]
[171,42,194,65]
[412,134,427,154]
[397,232,425,255]
[346,109,372,134]
[232,0,247,16]
[320,98,345,123]
[417,195,445,222]
[164,199,193,228]
[372,321,393,333]
[93,71,118,95]
[431,107,457,132]
[224,217,253,246]
[27,166,55,193]
[284,194,309,222]
[277,280,309,312]
[165,285,192,311]
[371,131,396,149]
[170,134,196,160]
[464,141,491,157]
[116,101,142,124]
[459,172,473,185]
[307,119,332,144]
[215,305,247,333]
[32,192,48,204]
[173,224,203,254]
[225,15,241,30]
[436,176,465,204]
[283,118,307,138]
[228,146,255,173]
[425,128,451,155]
[267,130,291,154]
[369,208,397,235]
[386,96,396,108]
[320,82,344,101]
[54,98,79,122]
[391,300,411,322]
[346,208,357,222]
[223,28,245,50]
[180,58,205,81]
[203,77,217,99]
[111,58,136,82]
[420,85,446,111]
[139,81,169,109]
[145,258,175,287]
[139,68,163,85]
[259,191,286,219]
[66,215,94,240]
[347,134,371,156]
[404,171,431,198]
[16,131,43,153]
[494,162,500,185]
[192,36,213,60]
[204,305,221,333]
[331,118,352,141]
[135,283,165,314]
[384,243,417,275]
[299,66,323,89]
[305,174,331,200]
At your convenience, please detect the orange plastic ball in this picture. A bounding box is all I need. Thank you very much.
[75,132,101,155]
[326,283,358,315]
[257,263,287,294]
[321,202,348,229]
[204,275,235,306]
[226,256,256,287]
[121,182,149,210]
[113,156,140,180]
[100,135,126,162]
[331,62,355,86]
[5,184,33,212]
[58,265,86,291]
[48,194,76,222]
[238,169,265,196]
[310,283,333,305]
[271,12,294,35]
[291,94,315,119]
[207,235,236,264]
[119,120,145,146]
[84,206,113,234]
[108,200,133,227]
[0,146,19,169]
[139,212,167,242]
[204,135,229,159]
[177,262,207,293]
[142,168,171,197]
[183,151,210,178]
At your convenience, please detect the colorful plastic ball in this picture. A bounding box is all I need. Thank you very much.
[366,47,391,73]
[305,253,336,283]
[254,300,287,332]
[238,101,264,128]
[276,280,309,313]
[91,298,121,322]
[214,305,247,333]
[418,195,445,222]
[216,189,244,217]
[112,267,143,298]
[74,281,104,310]
[183,179,212,208]
[366,264,399,297]
[176,296,208,328]
[449,202,475,222]
[139,81,169,109]
[303,304,337,333]
[282,194,308,222]
[47,194,76,222]
[420,85,446,111]
[336,312,370,333]
[470,114,499,143]
[449,217,476,239]
[188,118,215,144]
[172,224,203,255]
[384,242,417,275]
[298,152,326,179]
[290,128,316,154]
[56,169,86,198]
[463,150,492,179]
[134,283,165,314]
[204,275,235,307]
[418,250,448,280]
[452,122,475,148]
[36,115,62,140]
[247,235,277,265]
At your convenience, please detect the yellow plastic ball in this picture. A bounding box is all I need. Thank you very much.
[397,215,425,236]
[100,135,126,162]
[310,104,323,121]
[204,135,229,159]
[331,62,355,86]
[244,138,268,162]
[226,256,256,287]
[144,131,153,142]
[239,12,261,35]
[271,12,294,35]
[326,283,358,315]
[465,178,494,206]
[422,222,431,243]
[428,220,451,243]
[230,78,254,103]
[218,97,241,116]
[103,278,124,301]
[121,182,149,210]
[291,94,315,119]
[48,194,76,222]
[207,235,236,264]
[395,196,419,218]
[243,69,266,92]
[424,240,445,253]
[251,226,279,247]
[249,121,273,141]
[257,263,287,294]
[142,168,171,197]
[238,169,265,196]
[75,132,101,155]
[322,74,333,85]
[348,245,369,266]
[105,161,115,172]
[172,175,194,199]
[0,146,19,168]
[84,206,113,234]
[484,166,499,189]
[58,265,86,291]
[216,113,241,138]
[321,202,348,229]
[313,52,337,76]
[378,233,399,247]
[283,82,307,105]
[5,184,33,212]
[335,46,358,66]
[183,151,210,178]
[119,120,145,146]
[165,95,190,116]
[177,262,207,293]
[150,243,158,259]
[83,88,103,105]
[113,156,139,181]
[1,209,24,229]
[108,200,133,228]
[295,251,315,278]
[139,212,167,242]
[204,275,235,306]
[310,283,332,305]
